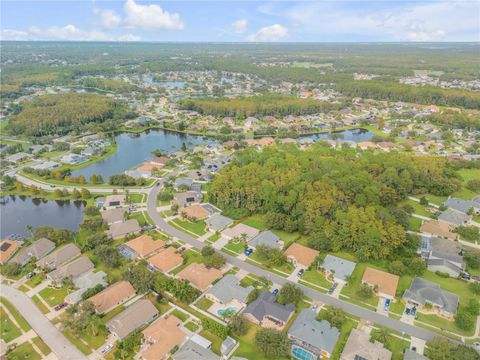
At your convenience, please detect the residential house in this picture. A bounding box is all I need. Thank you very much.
[140,316,187,360]
[6,152,29,163]
[437,209,471,227]
[32,161,59,170]
[119,235,165,260]
[403,277,459,317]
[88,280,136,314]
[37,243,81,270]
[420,220,459,241]
[205,214,233,233]
[221,336,236,356]
[10,238,55,266]
[284,243,319,268]
[150,157,169,167]
[180,204,209,220]
[0,240,19,264]
[47,256,94,285]
[205,274,254,313]
[66,271,107,304]
[174,177,194,190]
[321,255,356,283]
[60,153,87,165]
[420,237,466,277]
[173,340,220,360]
[100,207,127,225]
[173,191,203,208]
[107,300,158,340]
[403,349,428,360]
[106,219,141,239]
[147,247,183,273]
[362,267,399,299]
[243,291,295,330]
[443,197,480,215]
[288,309,340,359]
[248,231,283,250]
[176,263,223,291]
[104,195,126,208]
[221,224,259,241]
[340,328,392,360]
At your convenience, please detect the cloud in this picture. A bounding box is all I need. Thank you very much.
[94,9,122,29]
[0,25,140,41]
[232,19,247,34]
[246,24,288,42]
[124,0,184,30]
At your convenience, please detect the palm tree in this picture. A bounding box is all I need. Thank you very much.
[375,327,390,345]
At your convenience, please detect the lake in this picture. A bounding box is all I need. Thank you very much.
[299,128,373,142]
[72,129,215,180]
[0,196,85,238]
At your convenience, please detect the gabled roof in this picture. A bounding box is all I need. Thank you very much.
[141,315,186,360]
[176,263,223,291]
[249,231,283,250]
[180,204,209,220]
[205,274,253,304]
[37,243,81,270]
[443,197,479,213]
[403,277,459,314]
[147,247,183,272]
[107,300,158,339]
[106,219,141,239]
[100,207,127,225]
[362,267,399,298]
[221,223,259,240]
[321,255,356,281]
[47,256,94,283]
[88,281,136,314]
[173,340,220,360]
[420,220,458,240]
[205,214,234,232]
[341,328,392,360]
[0,240,19,264]
[123,235,165,258]
[10,238,55,265]
[284,243,319,268]
[438,209,471,226]
[244,291,295,323]
[289,309,339,354]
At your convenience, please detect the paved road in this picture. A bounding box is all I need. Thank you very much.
[147,183,442,342]
[0,284,88,360]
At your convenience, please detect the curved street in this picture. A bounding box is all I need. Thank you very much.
[146,181,443,343]
[0,284,88,360]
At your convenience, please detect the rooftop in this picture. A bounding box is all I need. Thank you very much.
[244,291,295,323]
[88,280,136,314]
[322,255,356,281]
[284,243,319,268]
[403,277,459,314]
[249,231,283,250]
[107,299,158,339]
[362,267,399,298]
[147,247,183,272]
[205,274,254,304]
[37,243,81,270]
[48,255,94,283]
[221,223,259,240]
[341,328,392,360]
[205,214,234,232]
[176,263,223,291]
[123,235,165,258]
[141,315,186,360]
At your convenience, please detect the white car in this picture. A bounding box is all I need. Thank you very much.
[101,344,113,355]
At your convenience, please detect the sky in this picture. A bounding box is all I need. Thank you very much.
[1,0,479,42]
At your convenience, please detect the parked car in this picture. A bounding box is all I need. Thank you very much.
[178,246,186,253]
[243,248,253,256]
[328,282,338,294]
[54,302,68,311]
[272,289,279,296]
[312,304,318,312]
[297,269,305,276]
[26,272,35,279]
[384,298,391,312]
[101,344,113,355]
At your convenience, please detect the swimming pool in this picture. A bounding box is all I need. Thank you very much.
[217,307,237,316]
[292,346,316,360]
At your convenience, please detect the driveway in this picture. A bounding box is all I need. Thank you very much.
[146,182,444,343]
[0,284,88,360]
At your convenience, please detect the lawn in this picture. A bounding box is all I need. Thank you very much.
[416,312,473,337]
[101,305,125,323]
[408,216,423,232]
[129,211,149,227]
[249,252,294,274]
[241,215,267,231]
[457,168,480,184]
[81,328,108,350]
[399,199,435,218]
[62,330,92,355]
[25,274,46,288]
[371,328,410,360]
[128,193,145,204]
[32,337,51,356]
[0,307,22,342]
[232,323,289,360]
[417,193,447,206]
[223,241,245,254]
[170,308,189,322]
[451,187,477,201]
[7,342,41,360]
[340,262,379,307]
[206,232,221,244]
[199,329,223,355]
[145,295,172,315]
[31,295,49,314]
[185,321,199,332]
[300,270,333,290]
[0,297,31,332]
[171,218,207,237]
[195,297,214,311]
[170,249,204,275]
[39,286,68,307]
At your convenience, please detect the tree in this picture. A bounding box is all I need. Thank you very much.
[372,327,390,345]
[455,307,475,331]
[255,328,291,358]
[425,337,455,360]
[201,246,216,257]
[83,233,110,251]
[204,252,226,269]
[247,288,260,304]
[278,284,303,305]
[387,260,408,276]
[255,245,288,267]
[94,245,122,268]
[80,217,106,232]
[72,188,81,199]
[228,314,248,336]
[0,263,22,277]
[81,188,91,199]
[123,265,155,294]
[469,282,480,295]
[83,206,100,217]
[357,283,374,300]
[322,306,347,328]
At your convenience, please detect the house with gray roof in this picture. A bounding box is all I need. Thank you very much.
[419,237,465,277]
[66,271,107,304]
[403,277,459,317]
[107,299,158,340]
[341,328,391,360]
[205,275,253,311]
[32,161,59,170]
[173,191,202,208]
[6,152,30,163]
[443,197,479,215]
[106,219,141,239]
[47,256,94,285]
[37,243,81,270]
[288,309,340,359]
[173,340,220,360]
[205,214,233,233]
[321,255,356,283]
[10,238,56,266]
[403,349,428,360]
[248,231,283,250]
[437,209,471,226]
[221,336,236,355]
[243,291,295,330]
[173,177,194,190]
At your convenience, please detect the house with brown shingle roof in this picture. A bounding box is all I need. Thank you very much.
[10,238,56,266]
[47,256,94,285]
[120,235,165,260]
[176,263,223,291]
[362,267,399,299]
[37,243,81,270]
[0,240,19,264]
[147,247,183,273]
[420,220,458,241]
[140,315,187,360]
[106,219,141,239]
[87,280,136,314]
[180,204,209,220]
[284,243,319,268]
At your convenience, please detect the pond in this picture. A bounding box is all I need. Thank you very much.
[299,128,373,142]
[0,196,85,238]
[72,129,215,180]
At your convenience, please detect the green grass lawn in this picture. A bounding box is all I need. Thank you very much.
[185,321,199,332]
[458,168,480,183]
[223,242,245,254]
[206,232,221,244]
[249,252,294,274]
[416,312,473,337]
[32,337,51,356]
[170,249,204,275]
[101,305,125,323]
[31,295,49,314]
[416,193,447,206]
[171,218,207,236]
[241,215,267,231]
[62,330,92,355]
[128,193,145,204]
[399,199,435,218]
[0,297,31,331]
[195,297,214,311]
[128,211,149,227]
[7,342,42,360]
[371,328,410,360]
[451,187,477,201]
[39,287,68,307]
[170,308,189,322]
[239,274,272,289]
[232,323,288,360]
[199,329,223,355]
[81,328,108,350]
[0,307,22,342]
[408,216,423,232]
[340,263,379,307]
[300,270,333,289]
[145,295,172,315]
[25,274,46,288]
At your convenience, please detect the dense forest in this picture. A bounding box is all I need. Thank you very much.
[8,93,133,136]
[422,111,480,131]
[335,81,480,109]
[179,94,339,117]
[209,145,461,261]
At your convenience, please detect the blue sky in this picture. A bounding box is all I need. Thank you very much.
[1,0,479,42]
